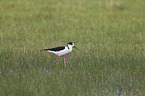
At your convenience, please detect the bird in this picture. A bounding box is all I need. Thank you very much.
[43,42,79,72]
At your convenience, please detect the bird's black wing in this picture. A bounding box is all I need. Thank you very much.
[43,46,65,52]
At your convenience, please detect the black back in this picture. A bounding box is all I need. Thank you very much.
[43,46,65,52]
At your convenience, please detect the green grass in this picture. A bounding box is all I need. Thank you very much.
[0,0,145,96]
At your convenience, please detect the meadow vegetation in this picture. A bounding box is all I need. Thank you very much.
[0,0,145,96]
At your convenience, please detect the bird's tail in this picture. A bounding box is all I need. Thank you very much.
[40,49,48,51]
[41,49,55,54]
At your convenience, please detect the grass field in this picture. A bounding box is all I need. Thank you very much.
[0,0,145,96]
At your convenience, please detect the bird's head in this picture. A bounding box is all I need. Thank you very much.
[67,42,79,50]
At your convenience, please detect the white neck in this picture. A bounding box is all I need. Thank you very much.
[68,45,73,51]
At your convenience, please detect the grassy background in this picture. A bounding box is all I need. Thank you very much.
[0,0,145,96]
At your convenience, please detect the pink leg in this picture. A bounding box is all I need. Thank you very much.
[53,56,59,72]
[63,56,67,68]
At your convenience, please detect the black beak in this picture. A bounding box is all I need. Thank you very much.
[73,46,79,50]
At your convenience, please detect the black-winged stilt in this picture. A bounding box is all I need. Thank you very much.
[43,42,79,72]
